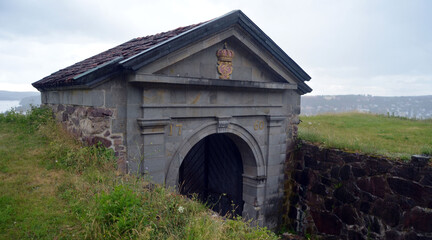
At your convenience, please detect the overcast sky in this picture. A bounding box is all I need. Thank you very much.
[1,0,431,96]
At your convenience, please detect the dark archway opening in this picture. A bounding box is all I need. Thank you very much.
[179,133,244,217]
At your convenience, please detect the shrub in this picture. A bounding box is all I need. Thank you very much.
[0,106,53,131]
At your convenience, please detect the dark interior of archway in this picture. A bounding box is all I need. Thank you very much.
[179,134,244,217]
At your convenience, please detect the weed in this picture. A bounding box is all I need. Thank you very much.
[95,185,141,235]
[334,182,343,189]
[43,138,115,173]
[0,106,53,132]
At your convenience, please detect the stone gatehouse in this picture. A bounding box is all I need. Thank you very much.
[32,10,312,227]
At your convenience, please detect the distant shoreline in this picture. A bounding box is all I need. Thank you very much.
[0,90,39,101]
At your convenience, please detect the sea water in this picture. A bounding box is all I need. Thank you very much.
[0,100,21,113]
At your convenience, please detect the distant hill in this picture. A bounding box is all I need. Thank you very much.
[15,95,41,112]
[301,95,432,119]
[0,90,39,100]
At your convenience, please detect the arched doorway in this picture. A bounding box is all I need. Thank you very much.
[179,133,244,217]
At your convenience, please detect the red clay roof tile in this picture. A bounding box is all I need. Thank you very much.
[33,22,204,89]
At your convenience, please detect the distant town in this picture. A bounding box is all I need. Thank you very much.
[1,91,432,119]
[301,95,432,119]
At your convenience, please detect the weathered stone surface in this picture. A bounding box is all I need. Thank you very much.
[293,169,309,185]
[385,230,402,240]
[365,215,384,235]
[310,183,327,195]
[71,128,81,137]
[366,158,392,175]
[311,210,342,235]
[104,130,111,137]
[403,206,432,233]
[393,165,421,181]
[335,204,359,225]
[87,107,113,117]
[321,176,332,186]
[322,237,341,240]
[339,165,351,180]
[371,199,401,227]
[306,191,323,208]
[326,150,344,165]
[388,177,423,202]
[424,187,432,208]
[404,231,432,240]
[304,154,317,168]
[411,155,431,168]
[115,145,125,151]
[71,117,79,127]
[80,118,110,135]
[420,173,432,187]
[348,230,366,240]
[357,176,388,198]
[359,201,371,213]
[341,151,362,163]
[331,166,340,180]
[324,198,335,211]
[75,107,86,117]
[62,112,68,121]
[57,104,65,111]
[334,186,356,203]
[65,105,75,114]
[352,166,367,178]
[85,136,112,148]
[315,161,334,171]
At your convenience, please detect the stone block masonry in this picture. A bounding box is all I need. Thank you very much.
[283,141,432,239]
[47,104,127,172]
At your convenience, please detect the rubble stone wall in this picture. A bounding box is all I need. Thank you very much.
[47,104,127,172]
[284,141,432,240]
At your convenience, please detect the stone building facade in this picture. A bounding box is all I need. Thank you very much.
[33,10,311,227]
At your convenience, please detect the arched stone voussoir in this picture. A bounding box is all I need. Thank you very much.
[165,121,266,188]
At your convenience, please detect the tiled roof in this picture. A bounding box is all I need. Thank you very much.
[32,23,204,89]
[32,10,312,94]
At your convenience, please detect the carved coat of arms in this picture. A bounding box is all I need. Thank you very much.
[216,43,234,79]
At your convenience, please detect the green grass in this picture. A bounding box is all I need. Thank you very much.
[299,112,432,160]
[0,107,277,240]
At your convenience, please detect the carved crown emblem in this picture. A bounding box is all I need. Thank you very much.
[216,43,234,79]
[216,43,235,62]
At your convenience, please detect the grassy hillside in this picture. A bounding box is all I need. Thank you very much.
[0,108,277,240]
[299,112,432,160]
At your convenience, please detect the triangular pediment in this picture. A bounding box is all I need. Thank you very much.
[136,27,298,87]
